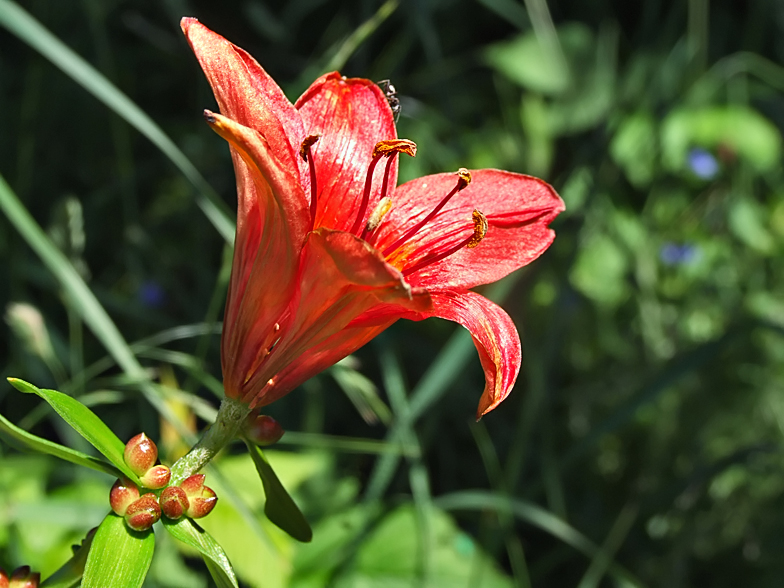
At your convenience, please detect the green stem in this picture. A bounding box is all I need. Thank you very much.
[170,396,251,485]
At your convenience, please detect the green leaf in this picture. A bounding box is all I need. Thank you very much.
[163,517,238,588]
[82,514,155,588]
[0,410,120,478]
[7,378,139,484]
[337,504,514,587]
[245,441,313,542]
[40,529,95,588]
[485,31,571,95]
[661,105,782,173]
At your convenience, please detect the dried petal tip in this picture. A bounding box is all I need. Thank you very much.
[467,210,488,249]
[124,493,161,532]
[456,168,472,189]
[9,566,40,588]
[246,414,285,446]
[299,134,321,161]
[372,139,417,159]
[109,477,141,516]
[160,486,189,520]
[124,433,158,476]
[139,464,171,489]
[203,109,217,124]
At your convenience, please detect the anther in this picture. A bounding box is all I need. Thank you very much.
[401,209,487,277]
[300,135,321,229]
[351,140,417,236]
[382,168,472,257]
[362,197,393,238]
[466,210,487,248]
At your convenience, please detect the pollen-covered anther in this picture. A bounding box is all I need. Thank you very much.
[456,167,472,190]
[299,134,321,161]
[365,197,393,234]
[372,139,417,159]
[467,210,488,248]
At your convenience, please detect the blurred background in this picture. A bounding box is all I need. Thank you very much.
[1,0,784,586]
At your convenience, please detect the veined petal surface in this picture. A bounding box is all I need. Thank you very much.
[374,170,564,289]
[296,73,398,232]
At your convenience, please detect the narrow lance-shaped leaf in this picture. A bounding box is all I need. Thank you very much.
[245,440,313,542]
[7,378,140,484]
[82,514,155,588]
[162,518,239,588]
[0,410,121,478]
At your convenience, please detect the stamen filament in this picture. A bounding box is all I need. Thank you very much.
[351,139,418,236]
[350,153,385,236]
[300,135,321,230]
[401,210,487,277]
[382,168,471,257]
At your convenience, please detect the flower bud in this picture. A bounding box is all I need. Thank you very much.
[109,478,140,516]
[179,473,206,496]
[124,433,158,477]
[160,486,189,520]
[187,485,217,519]
[180,474,218,519]
[139,464,171,489]
[9,566,39,588]
[246,415,284,446]
[124,493,161,532]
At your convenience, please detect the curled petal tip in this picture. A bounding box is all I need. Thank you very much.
[203,109,217,124]
[180,17,198,32]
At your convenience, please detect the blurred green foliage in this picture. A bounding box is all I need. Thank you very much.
[1,0,784,586]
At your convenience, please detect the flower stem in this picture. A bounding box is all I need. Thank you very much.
[169,396,251,485]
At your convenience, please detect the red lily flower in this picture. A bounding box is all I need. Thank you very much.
[182,19,564,418]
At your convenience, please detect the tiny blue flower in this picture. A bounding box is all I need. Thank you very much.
[687,148,719,180]
[660,242,700,266]
[138,280,165,308]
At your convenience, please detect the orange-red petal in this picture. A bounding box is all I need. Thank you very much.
[395,290,521,418]
[242,228,430,405]
[181,18,306,183]
[295,73,398,232]
[372,170,564,289]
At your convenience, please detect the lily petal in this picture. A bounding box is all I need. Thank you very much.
[251,320,396,408]
[204,112,309,399]
[242,228,430,404]
[181,18,306,183]
[295,73,398,232]
[373,169,564,289]
[395,290,521,419]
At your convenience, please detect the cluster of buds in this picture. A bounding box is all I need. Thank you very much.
[0,566,40,588]
[245,414,284,446]
[110,433,217,531]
